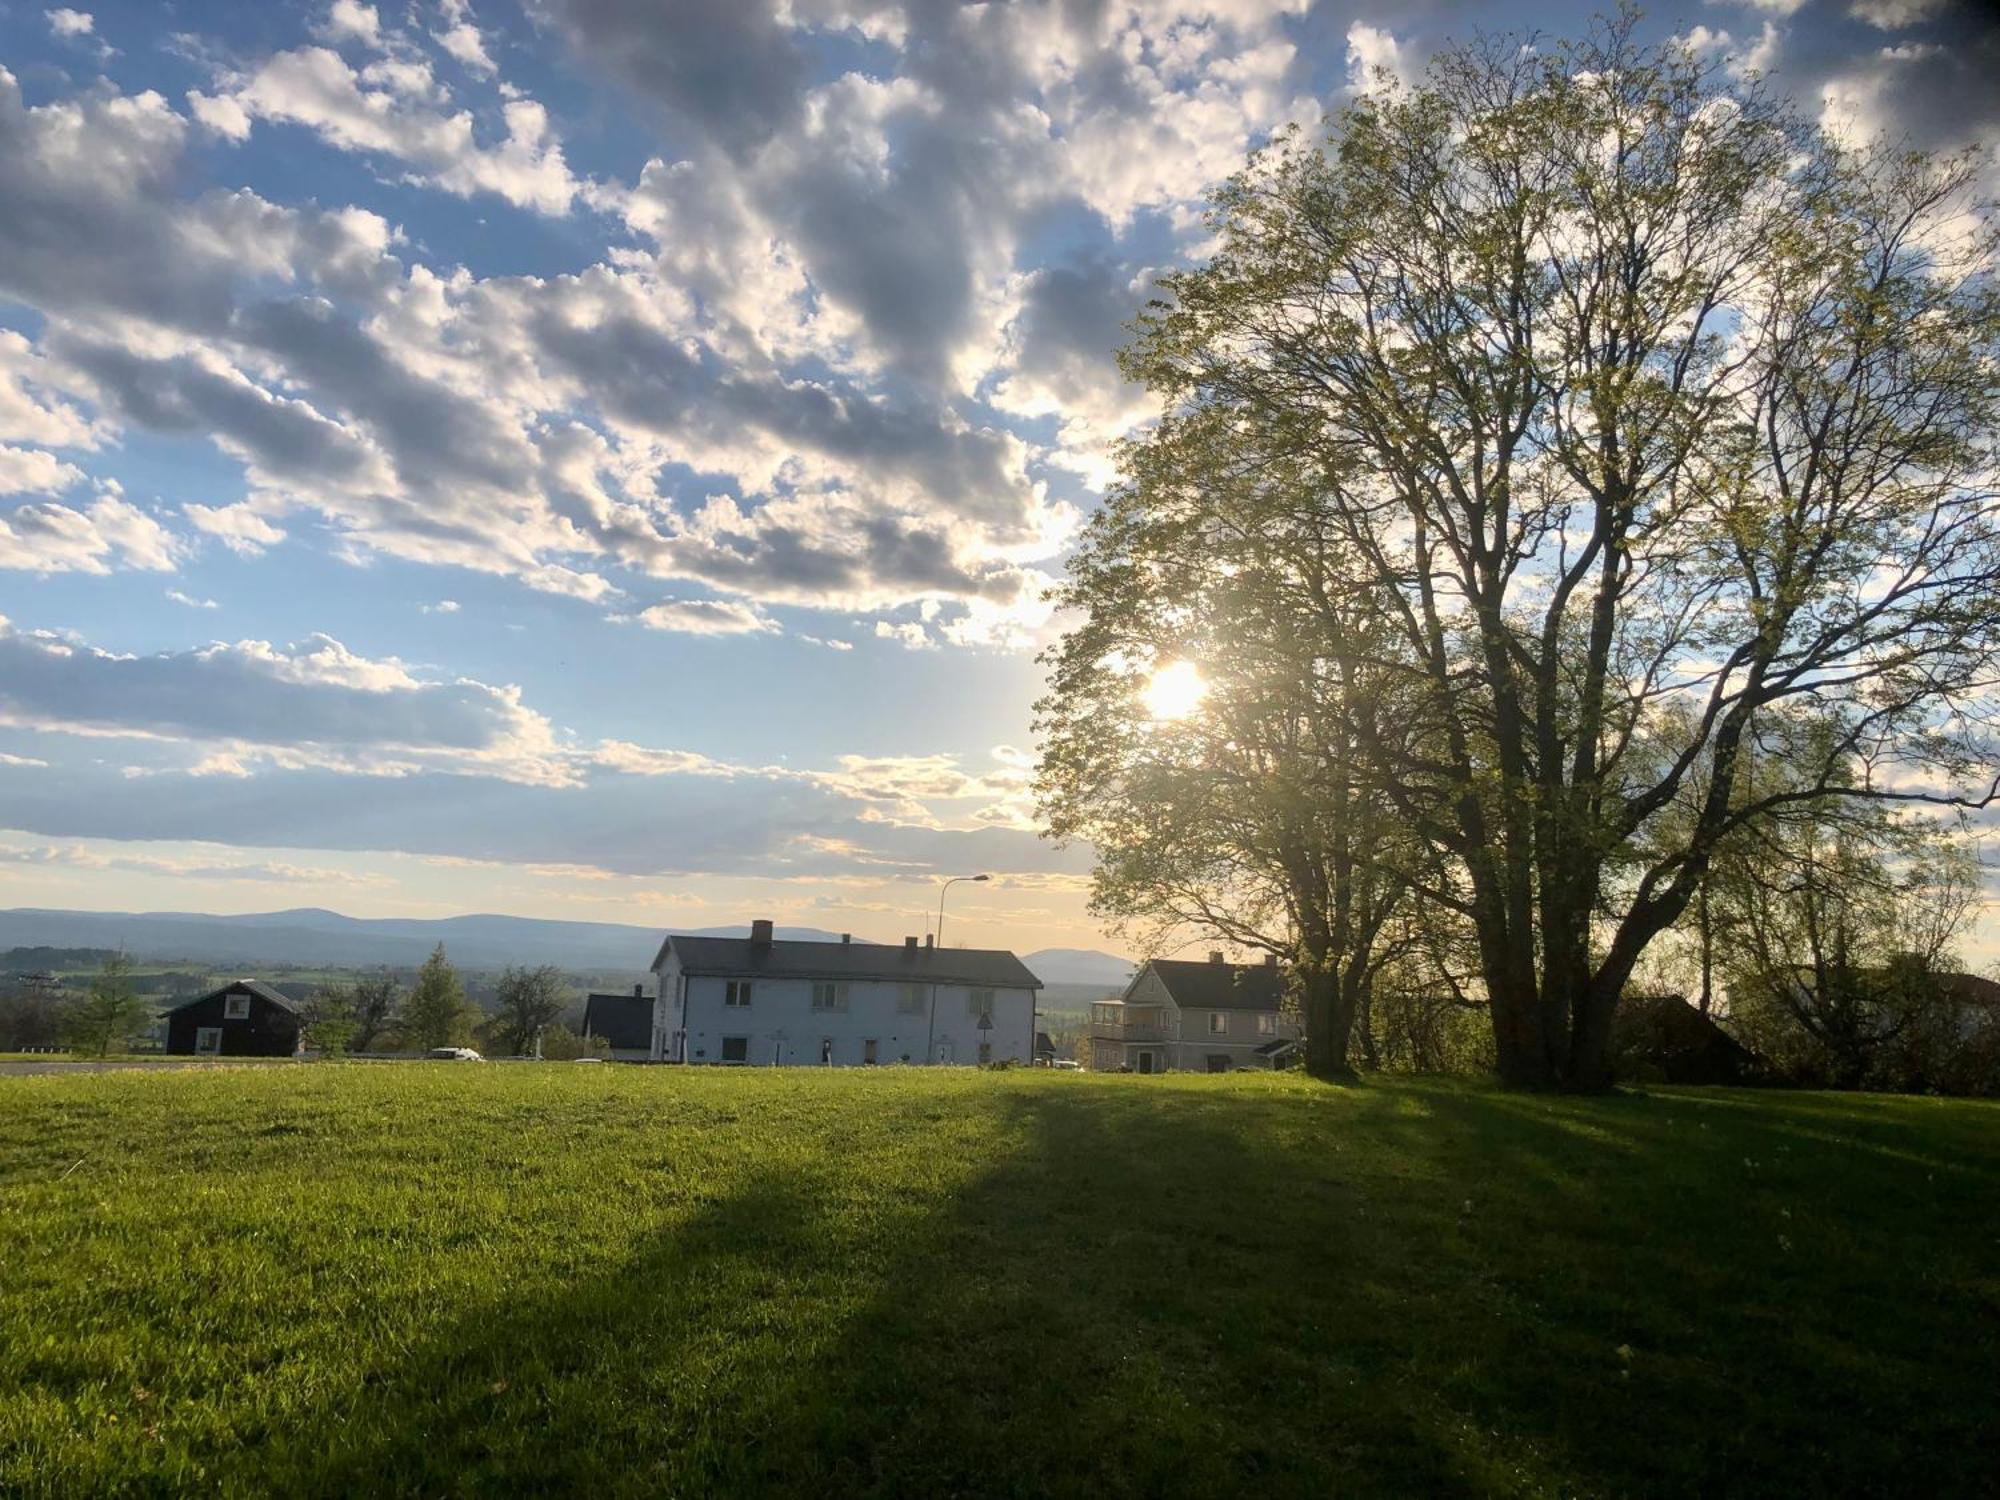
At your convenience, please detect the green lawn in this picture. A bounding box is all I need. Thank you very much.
[0,1068,1993,1497]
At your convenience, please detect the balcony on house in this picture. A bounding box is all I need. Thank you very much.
[1089,1001,1168,1044]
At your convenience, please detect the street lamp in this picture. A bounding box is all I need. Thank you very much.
[927,874,990,1063]
[936,873,990,950]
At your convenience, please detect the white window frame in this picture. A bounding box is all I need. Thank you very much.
[223,993,251,1020]
[810,981,850,1012]
[194,1027,223,1054]
[1257,1012,1277,1036]
[719,1035,750,1064]
[898,983,928,1014]
[724,980,753,1008]
[1208,1011,1228,1035]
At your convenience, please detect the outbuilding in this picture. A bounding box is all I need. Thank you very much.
[165,979,303,1057]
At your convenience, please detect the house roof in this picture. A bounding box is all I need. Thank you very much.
[582,991,652,1051]
[1140,958,1288,1012]
[1034,1030,1055,1056]
[657,935,1041,991]
[167,978,301,1016]
[1254,1036,1299,1057]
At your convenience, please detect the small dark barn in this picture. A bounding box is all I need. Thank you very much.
[581,985,652,1060]
[166,979,303,1057]
[1613,993,1760,1085]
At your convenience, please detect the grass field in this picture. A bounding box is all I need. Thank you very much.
[1,1068,1994,1497]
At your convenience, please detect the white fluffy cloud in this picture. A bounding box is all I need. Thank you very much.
[193,47,579,214]
[0,497,182,574]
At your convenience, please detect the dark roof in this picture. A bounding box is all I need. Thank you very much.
[582,991,652,1050]
[1141,958,1288,1012]
[166,979,301,1016]
[1034,1030,1055,1056]
[657,935,1042,991]
[1254,1036,1299,1057]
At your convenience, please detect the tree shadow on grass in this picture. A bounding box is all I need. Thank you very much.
[203,1076,1997,1498]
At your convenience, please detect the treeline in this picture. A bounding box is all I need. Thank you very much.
[1037,16,2000,1093]
[0,946,617,1060]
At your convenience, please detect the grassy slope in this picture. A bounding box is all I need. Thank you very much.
[0,1069,1993,1498]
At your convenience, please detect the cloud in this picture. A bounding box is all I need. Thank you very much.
[195,47,580,215]
[0,619,568,783]
[419,598,460,614]
[166,589,219,609]
[1346,22,1410,91]
[629,598,776,635]
[0,497,183,574]
[322,0,382,49]
[0,839,387,886]
[1849,0,1948,28]
[45,8,93,37]
[435,0,497,74]
[184,502,287,556]
[0,445,84,496]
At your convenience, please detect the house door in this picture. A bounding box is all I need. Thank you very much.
[195,1027,222,1055]
[820,1037,834,1066]
[934,1040,953,1064]
[1136,1051,1154,1075]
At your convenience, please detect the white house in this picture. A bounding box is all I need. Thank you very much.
[651,919,1043,1066]
[1088,953,1300,1073]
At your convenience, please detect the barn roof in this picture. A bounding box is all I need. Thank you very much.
[166,978,302,1016]
[582,991,652,1050]
[658,935,1041,991]
[1141,958,1289,1012]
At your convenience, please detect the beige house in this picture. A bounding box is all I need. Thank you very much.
[1089,953,1300,1073]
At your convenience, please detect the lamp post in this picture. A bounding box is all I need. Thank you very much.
[927,874,990,1063]
[935,873,990,950]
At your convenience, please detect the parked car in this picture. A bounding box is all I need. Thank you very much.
[424,1047,483,1061]
[1051,1059,1084,1071]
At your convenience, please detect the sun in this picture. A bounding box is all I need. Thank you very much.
[1142,660,1207,721]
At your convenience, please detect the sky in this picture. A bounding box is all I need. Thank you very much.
[0,0,1995,959]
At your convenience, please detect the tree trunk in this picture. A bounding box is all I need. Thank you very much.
[1302,964,1358,1081]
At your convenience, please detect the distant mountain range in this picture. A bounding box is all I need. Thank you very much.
[0,907,1133,985]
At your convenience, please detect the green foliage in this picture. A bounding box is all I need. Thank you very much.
[490,965,570,1057]
[398,945,476,1051]
[57,953,151,1058]
[1067,10,2000,1090]
[347,971,401,1053]
[300,984,358,1058]
[0,1069,1994,1495]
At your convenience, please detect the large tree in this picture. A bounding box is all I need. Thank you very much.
[1038,420,1428,1077]
[1101,15,2000,1089]
[490,965,569,1057]
[401,945,477,1051]
[61,952,152,1059]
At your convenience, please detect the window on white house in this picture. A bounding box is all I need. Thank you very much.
[898,983,927,1014]
[720,1036,748,1063]
[224,993,251,1020]
[724,980,752,1008]
[968,989,995,1020]
[811,981,849,1012]
[864,1039,879,1065]
[1209,1011,1228,1035]
[1258,1013,1277,1036]
[195,1027,222,1054]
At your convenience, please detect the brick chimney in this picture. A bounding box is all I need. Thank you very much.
[1264,953,1279,968]
[750,918,774,947]
[925,934,935,949]
[904,935,919,953]
[841,933,851,945]
[1209,950,1225,965]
